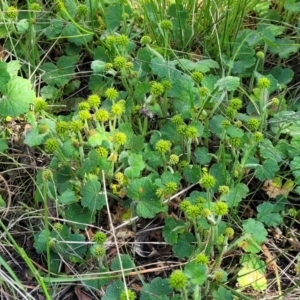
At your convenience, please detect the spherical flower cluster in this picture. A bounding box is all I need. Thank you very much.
[253,131,263,142]
[169,154,179,165]
[106,35,116,46]
[161,20,173,31]
[38,124,49,134]
[229,98,242,110]
[198,87,209,97]
[169,270,187,290]
[70,120,83,132]
[199,173,216,189]
[179,200,190,211]
[178,160,188,169]
[191,71,204,83]
[115,132,127,145]
[78,101,90,111]
[257,77,270,89]
[87,94,101,108]
[164,182,177,194]
[96,146,108,158]
[271,97,279,106]
[34,97,48,112]
[30,3,41,11]
[288,208,298,218]
[111,103,125,116]
[55,121,68,138]
[186,126,198,139]
[91,245,105,258]
[95,109,109,122]
[53,222,63,232]
[6,6,18,19]
[214,201,228,216]
[42,169,53,181]
[119,290,136,300]
[155,139,172,154]
[235,120,243,128]
[140,35,152,45]
[229,137,241,148]
[195,197,207,205]
[200,208,212,218]
[104,62,113,71]
[213,269,226,282]
[221,119,231,129]
[113,56,126,69]
[93,232,106,244]
[116,34,129,47]
[256,51,265,59]
[105,87,119,101]
[151,82,165,96]
[45,138,59,153]
[156,188,165,198]
[125,62,133,70]
[115,172,125,185]
[171,115,184,126]
[186,205,201,219]
[76,4,88,17]
[225,107,237,119]
[247,118,260,131]
[224,227,234,237]
[177,124,187,135]
[218,185,230,195]
[161,80,172,91]
[72,139,81,148]
[195,253,209,265]
[78,110,91,121]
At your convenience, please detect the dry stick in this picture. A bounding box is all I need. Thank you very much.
[0,174,12,218]
[102,170,129,300]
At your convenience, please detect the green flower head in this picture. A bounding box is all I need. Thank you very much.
[115,132,127,145]
[93,232,106,244]
[214,201,228,216]
[111,103,124,116]
[44,138,59,153]
[105,87,119,101]
[96,146,108,158]
[224,227,234,237]
[225,107,237,119]
[179,200,191,211]
[140,35,152,45]
[229,98,242,110]
[271,97,279,106]
[78,110,91,121]
[253,131,263,142]
[229,137,241,148]
[169,154,179,165]
[87,94,101,108]
[186,205,201,219]
[256,51,265,59]
[169,270,187,290]
[90,245,105,258]
[104,62,113,71]
[218,185,230,195]
[30,3,41,11]
[6,6,18,19]
[42,169,53,181]
[106,35,116,46]
[78,101,90,111]
[195,253,209,265]
[95,109,109,122]
[34,97,48,112]
[199,169,216,189]
[70,120,83,132]
[161,79,172,91]
[116,34,129,47]
[53,222,63,232]
[257,77,270,89]
[221,119,231,129]
[76,4,88,17]
[151,82,165,96]
[55,121,69,136]
[113,56,126,69]
[186,126,198,139]
[119,290,136,300]
[191,71,204,83]
[198,86,209,97]
[155,139,172,154]
[161,20,173,31]
[165,182,178,194]
[171,115,184,126]
[247,118,260,132]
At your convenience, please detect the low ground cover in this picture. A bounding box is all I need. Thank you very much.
[0,0,300,299]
